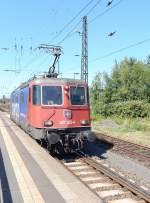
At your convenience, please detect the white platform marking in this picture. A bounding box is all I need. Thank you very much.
[0,119,45,203]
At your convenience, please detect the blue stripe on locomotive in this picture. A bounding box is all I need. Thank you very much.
[19,86,29,126]
[10,89,20,123]
[10,86,29,126]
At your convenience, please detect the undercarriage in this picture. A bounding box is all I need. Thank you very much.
[43,127,95,154]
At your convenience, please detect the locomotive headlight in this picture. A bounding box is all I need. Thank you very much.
[44,120,53,127]
[80,120,88,126]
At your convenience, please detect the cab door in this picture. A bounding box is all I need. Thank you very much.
[28,85,42,128]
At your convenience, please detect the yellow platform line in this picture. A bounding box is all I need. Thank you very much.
[0,119,45,203]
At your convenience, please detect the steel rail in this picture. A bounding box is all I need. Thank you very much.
[94,132,150,167]
[96,132,150,151]
[83,156,150,202]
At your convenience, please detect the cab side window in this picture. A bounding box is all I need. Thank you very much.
[15,95,18,103]
[32,85,41,105]
[20,91,24,104]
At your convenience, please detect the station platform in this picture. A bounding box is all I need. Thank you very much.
[0,112,101,203]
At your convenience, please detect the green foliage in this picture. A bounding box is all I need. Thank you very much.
[124,119,150,132]
[92,101,150,118]
[90,57,150,118]
[90,72,104,106]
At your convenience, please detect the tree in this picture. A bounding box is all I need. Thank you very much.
[90,72,104,114]
[90,57,150,117]
[105,57,150,102]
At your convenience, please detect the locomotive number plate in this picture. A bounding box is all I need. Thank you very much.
[59,120,76,125]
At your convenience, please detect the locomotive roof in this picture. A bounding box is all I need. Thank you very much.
[31,77,86,85]
[12,77,87,93]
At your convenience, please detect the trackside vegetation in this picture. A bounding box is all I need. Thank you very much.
[90,57,150,118]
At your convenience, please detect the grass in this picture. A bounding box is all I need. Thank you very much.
[92,116,150,147]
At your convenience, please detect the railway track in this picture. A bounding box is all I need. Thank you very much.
[62,151,150,203]
[95,133,150,168]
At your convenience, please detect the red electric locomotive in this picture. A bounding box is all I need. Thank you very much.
[10,45,95,153]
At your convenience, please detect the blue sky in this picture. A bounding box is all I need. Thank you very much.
[0,0,150,98]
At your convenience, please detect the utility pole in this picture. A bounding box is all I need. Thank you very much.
[81,16,88,84]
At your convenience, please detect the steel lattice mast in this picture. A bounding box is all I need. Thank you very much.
[81,16,88,84]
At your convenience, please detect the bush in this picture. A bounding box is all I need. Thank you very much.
[91,100,150,118]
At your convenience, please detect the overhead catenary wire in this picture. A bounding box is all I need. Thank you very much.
[15,0,124,74]
[49,0,96,43]
[89,0,124,24]
[57,0,102,45]
[57,20,82,45]
[21,52,43,70]
[85,0,102,16]
[90,37,150,62]
[56,0,123,45]
[22,0,123,75]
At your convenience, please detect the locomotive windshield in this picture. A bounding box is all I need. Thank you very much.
[42,86,62,105]
[70,86,85,105]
